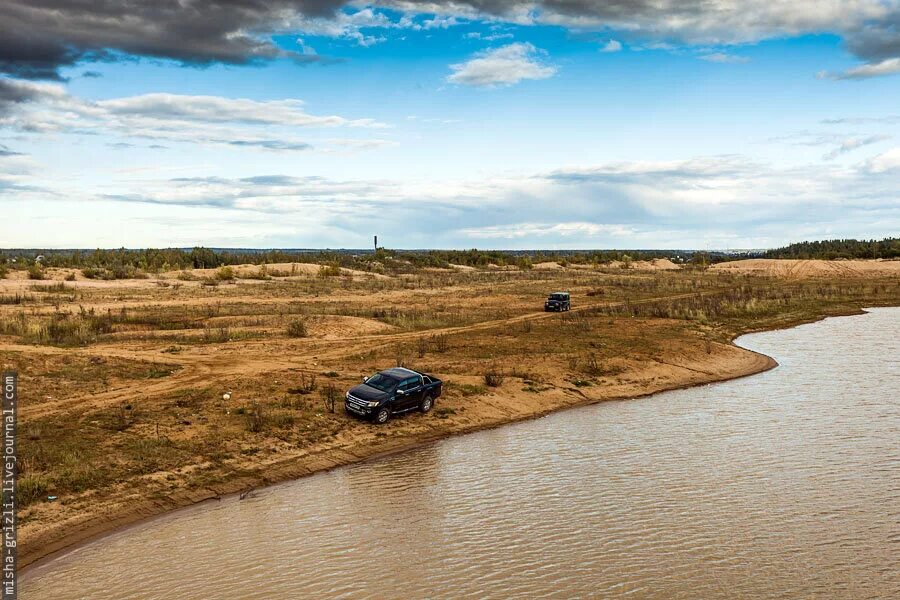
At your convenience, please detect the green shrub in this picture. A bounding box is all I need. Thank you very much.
[318,263,342,277]
[27,263,44,280]
[286,319,308,338]
[216,266,235,281]
[81,266,147,280]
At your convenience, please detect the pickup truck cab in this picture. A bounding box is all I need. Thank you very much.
[345,367,443,424]
[545,291,571,312]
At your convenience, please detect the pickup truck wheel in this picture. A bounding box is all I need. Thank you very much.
[374,408,390,424]
[420,395,434,413]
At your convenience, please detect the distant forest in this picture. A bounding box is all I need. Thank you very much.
[0,238,896,276]
[762,238,899,260]
[0,247,690,275]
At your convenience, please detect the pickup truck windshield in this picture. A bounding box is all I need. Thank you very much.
[365,373,399,393]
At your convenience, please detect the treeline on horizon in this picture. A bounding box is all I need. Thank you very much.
[0,247,687,274]
[762,238,899,260]
[0,238,895,274]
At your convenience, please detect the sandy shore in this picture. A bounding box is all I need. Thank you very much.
[20,335,776,571]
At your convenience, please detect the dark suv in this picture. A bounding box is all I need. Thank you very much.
[544,291,571,312]
[345,367,443,424]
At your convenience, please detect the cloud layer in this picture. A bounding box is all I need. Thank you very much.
[7,151,897,248]
[2,1,899,79]
[0,77,386,152]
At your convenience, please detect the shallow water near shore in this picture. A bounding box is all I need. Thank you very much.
[22,308,900,599]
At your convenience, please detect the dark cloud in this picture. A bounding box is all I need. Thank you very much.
[0,77,44,104]
[0,0,345,79]
[81,71,103,78]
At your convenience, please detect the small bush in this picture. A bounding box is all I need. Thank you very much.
[216,266,235,281]
[286,319,308,338]
[318,263,342,277]
[432,333,449,353]
[64,272,77,281]
[484,368,505,387]
[244,401,267,433]
[27,263,44,280]
[320,383,338,413]
[583,353,602,376]
[288,372,317,395]
[270,412,295,428]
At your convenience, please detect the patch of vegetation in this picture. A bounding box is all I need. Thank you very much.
[286,319,308,338]
[29,282,73,293]
[287,373,317,395]
[0,293,35,305]
[81,265,148,280]
[147,365,178,378]
[318,263,343,277]
[434,407,456,419]
[27,263,44,280]
[448,382,486,397]
[484,368,505,387]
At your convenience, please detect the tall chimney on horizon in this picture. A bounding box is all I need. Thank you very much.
[374,235,378,252]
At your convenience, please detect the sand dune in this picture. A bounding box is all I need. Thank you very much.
[711,259,900,279]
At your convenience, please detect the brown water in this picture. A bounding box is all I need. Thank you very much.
[22,308,900,599]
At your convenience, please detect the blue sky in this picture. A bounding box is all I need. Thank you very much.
[1,2,899,249]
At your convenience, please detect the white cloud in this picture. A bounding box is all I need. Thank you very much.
[824,134,891,160]
[698,52,750,63]
[819,57,900,80]
[865,147,900,173]
[460,222,635,238]
[599,40,622,53]
[293,8,398,46]
[0,78,389,152]
[465,31,514,41]
[447,43,557,87]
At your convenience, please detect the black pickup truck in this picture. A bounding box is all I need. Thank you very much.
[345,367,443,424]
